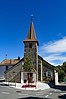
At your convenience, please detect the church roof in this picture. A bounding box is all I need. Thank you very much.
[23,22,39,45]
[38,55,54,69]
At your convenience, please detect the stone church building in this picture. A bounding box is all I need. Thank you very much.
[0,20,54,83]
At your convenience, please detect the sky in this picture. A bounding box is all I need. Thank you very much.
[0,0,66,66]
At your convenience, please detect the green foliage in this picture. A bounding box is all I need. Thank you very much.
[62,61,66,73]
[55,62,66,82]
[23,54,34,72]
[63,61,66,66]
[58,69,64,82]
[63,76,66,82]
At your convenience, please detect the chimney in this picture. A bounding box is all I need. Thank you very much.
[18,56,20,60]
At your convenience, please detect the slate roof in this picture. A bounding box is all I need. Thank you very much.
[23,22,39,45]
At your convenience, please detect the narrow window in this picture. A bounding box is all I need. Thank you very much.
[29,43,32,48]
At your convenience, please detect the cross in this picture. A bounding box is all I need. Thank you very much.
[31,14,34,22]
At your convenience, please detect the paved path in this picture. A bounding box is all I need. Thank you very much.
[0,84,66,99]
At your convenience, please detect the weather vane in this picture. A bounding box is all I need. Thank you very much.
[31,14,34,22]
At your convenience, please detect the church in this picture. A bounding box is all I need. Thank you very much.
[0,20,54,83]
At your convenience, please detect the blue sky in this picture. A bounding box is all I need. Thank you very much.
[0,0,66,66]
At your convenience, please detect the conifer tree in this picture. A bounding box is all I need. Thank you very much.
[23,54,33,72]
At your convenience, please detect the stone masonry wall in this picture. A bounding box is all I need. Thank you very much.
[24,42,38,70]
[5,60,23,82]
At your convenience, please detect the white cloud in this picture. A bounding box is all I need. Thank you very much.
[41,37,66,53]
[39,37,66,66]
[45,54,66,61]
[44,54,66,66]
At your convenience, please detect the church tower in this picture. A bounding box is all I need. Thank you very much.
[23,19,39,73]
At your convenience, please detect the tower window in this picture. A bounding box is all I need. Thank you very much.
[29,44,32,48]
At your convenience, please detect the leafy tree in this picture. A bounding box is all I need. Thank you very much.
[23,54,34,72]
[62,62,66,73]
[58,69,65,82]
[55,64,65,82]
[23,54,34,83]
[63,76,66,83]
[63,62,66,66]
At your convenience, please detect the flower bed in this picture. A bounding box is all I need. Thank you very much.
[22,84,36,88]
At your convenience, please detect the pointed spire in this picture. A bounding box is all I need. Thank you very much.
[26,21,36,41]
[23,15,39,45]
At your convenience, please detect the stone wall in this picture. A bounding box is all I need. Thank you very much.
[5,60,23,82]
[38,56,54,82]
[24,42,38,70]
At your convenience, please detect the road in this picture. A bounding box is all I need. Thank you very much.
[0,84,66,99]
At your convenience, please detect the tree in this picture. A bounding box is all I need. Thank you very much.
[55,65,65,82]
[23,54,34,72]
[63,76,66,83]
[23,54,34,83]
[58,69,65,82]
[62,62,66,73]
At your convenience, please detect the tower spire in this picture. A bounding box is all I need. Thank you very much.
[23,15,39,46]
